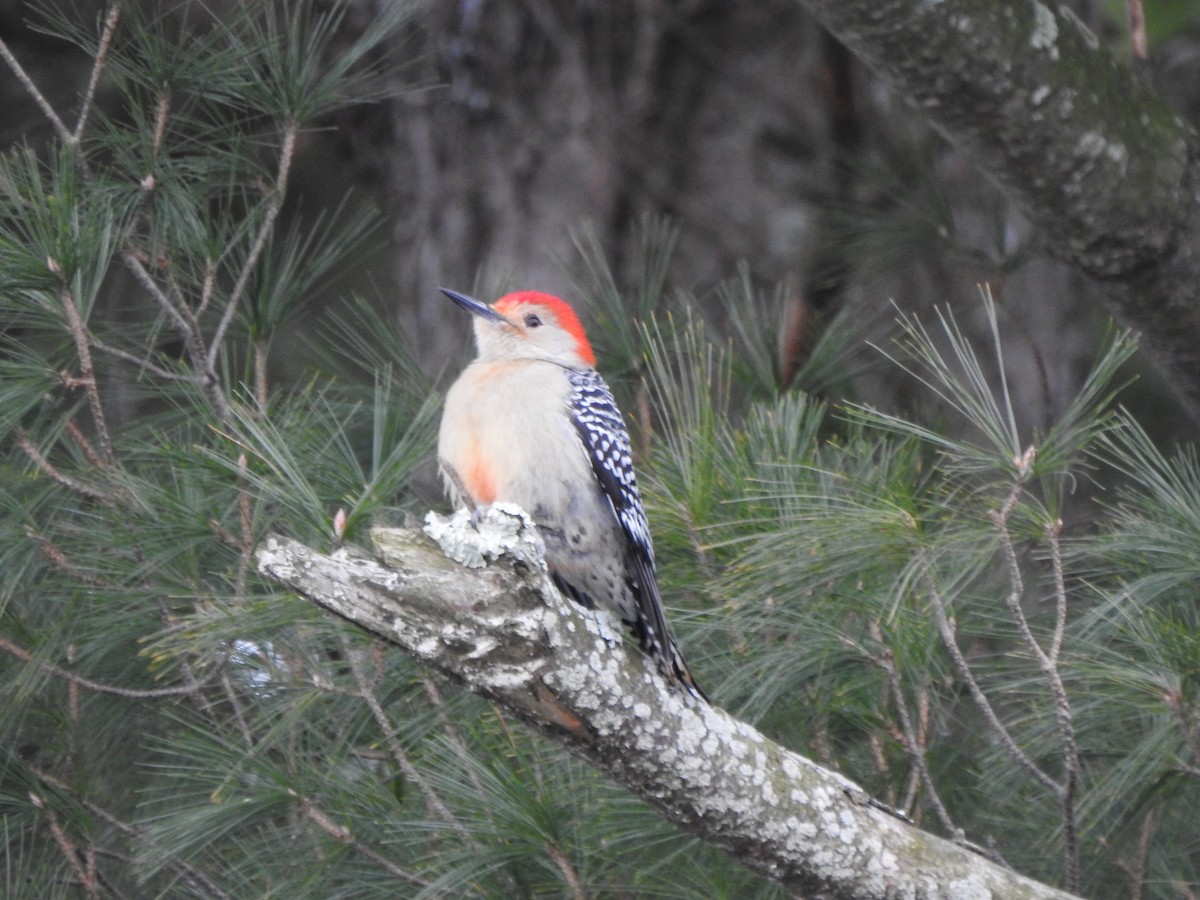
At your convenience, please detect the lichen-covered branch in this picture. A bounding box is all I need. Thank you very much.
[796,0,1200,418]
[256,506,1078,899]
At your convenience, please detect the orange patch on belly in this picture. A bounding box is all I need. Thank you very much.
[464,452,497,505]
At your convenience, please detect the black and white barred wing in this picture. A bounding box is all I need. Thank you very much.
[566,367,655,565]
[566,367,706,700]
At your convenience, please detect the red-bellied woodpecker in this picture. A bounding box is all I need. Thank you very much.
[437,288,706,701]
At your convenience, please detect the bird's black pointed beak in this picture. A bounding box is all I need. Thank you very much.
[440,288,505,323]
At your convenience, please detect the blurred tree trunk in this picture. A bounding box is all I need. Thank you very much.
[361,0,842,366]
[796,0,1200,419]
[350,0,1127,436]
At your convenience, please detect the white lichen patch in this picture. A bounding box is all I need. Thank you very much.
[255,537,296,580]
[866,848,899,876]
[414,637,441,658]
[1076,131,1129,168]
[762,781,778,806]
[483,661,547,690]
[945,878,995,900]
[590,708,624,733]
[580,610,614,647]
[423,503,545,569]
[836,809,860,844]
[675,712,707,755]
[787,815,818,840]
[461,635,499,659]
[1029,2,1058,59]
[1030,84,1050,106]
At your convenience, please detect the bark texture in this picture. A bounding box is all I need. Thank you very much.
[256,506,1079,899]
[795,0,1200,417]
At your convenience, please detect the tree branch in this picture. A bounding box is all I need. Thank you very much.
[256,505,1079,899]
[0,34,72,142]
[922,563,1062,798]
[73,5,121,143]
[989,488,1080,890]
[207,119,298,368]
[795,0,1200,419]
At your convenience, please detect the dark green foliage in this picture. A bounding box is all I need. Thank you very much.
[3,3,1200,898]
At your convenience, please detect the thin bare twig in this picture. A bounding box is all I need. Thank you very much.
[921,563,1061,796]
[421,676,493,802]
[220,670,255,749]
[67,643,81,776]
[16,429,112,503]
[1118,809,1154,900]
[1127,0,1148,60]
[83,845,99,900]
[545,842,587,900]
[0,36,72,141]
[32,765,233,900]
[120,249,230,420]
[866,716,899,811]
[253,338,269,415]
[293,790,429,887]
[868,623,955,834]
[0,634,209,699]
[1045,520,1068,665]
[207,120,298,367]
[234,453,255,598]
[64,420,110,472]
[56,280,115,466]
[195,257,218,318]
[25,526,109,588]
[989,486,1080,892]
[29,792,101,900]
[150,91,171,160]
[73,5,121,142]
[342,637,476,843]
[120,249,191,334]
[90,338,196,382]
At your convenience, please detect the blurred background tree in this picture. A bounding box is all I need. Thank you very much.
[3,0,1200,897]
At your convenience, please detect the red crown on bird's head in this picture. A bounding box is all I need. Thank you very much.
[494,291,595,367]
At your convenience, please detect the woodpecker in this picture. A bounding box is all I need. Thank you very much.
[437,288,706,701]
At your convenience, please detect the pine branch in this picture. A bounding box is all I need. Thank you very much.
[256,506,1082,900]
[30,766,233,900]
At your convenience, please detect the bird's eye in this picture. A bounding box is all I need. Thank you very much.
[524,314,542,328]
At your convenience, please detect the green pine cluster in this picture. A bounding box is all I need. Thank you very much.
[2,3,1199,898]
